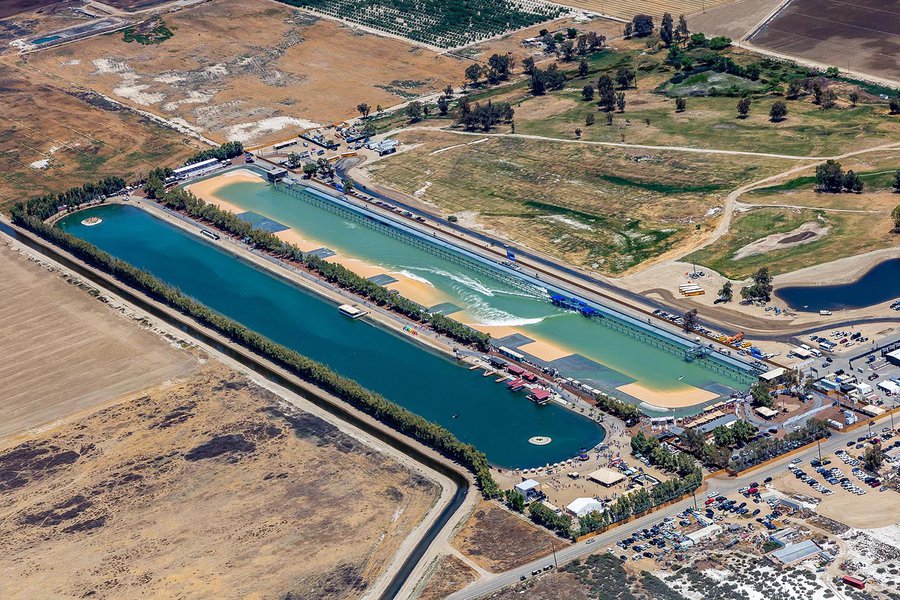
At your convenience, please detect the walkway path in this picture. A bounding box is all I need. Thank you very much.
[384,125,900,162]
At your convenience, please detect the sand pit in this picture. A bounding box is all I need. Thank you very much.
[186,168,263,205]
[274,228,324,252]
[517,339,574,362]
[732,220,829,260]
[616,382,719,408]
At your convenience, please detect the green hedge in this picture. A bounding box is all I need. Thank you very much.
[11,205,500,497]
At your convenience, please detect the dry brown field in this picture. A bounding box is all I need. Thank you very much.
[749,0,900,82]
[687,0,785,39]
[418,554,479,600]
[0,1,91,53]
[453,501,567,572]
[21,0,467,146]
[552,0,735,21]
[0,364,439,599]
[0,61,202,210]
[0,0,60,20]
[0,242,198,440]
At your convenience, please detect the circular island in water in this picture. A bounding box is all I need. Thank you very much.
[529,436,552,446]
[81,216,102,226]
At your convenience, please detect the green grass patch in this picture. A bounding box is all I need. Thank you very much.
[598,173,722,194]
[123,21,174,45]
[684,207,881,278]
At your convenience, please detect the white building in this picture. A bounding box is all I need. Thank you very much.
[877,380,900,395]
[514,479,541,501]
[566,497,604,518]
[686,524,723,545]
[172,158,222,180]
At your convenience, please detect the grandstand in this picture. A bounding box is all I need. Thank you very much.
[276,0,566,49]
[551,0,735,21]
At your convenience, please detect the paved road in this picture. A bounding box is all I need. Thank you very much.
[445,412,896,600]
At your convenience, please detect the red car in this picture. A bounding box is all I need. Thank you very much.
[705,498,716,506]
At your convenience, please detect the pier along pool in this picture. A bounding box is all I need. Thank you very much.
[198,176,753,413]
[776,258,900,312]
[59,204,606,469]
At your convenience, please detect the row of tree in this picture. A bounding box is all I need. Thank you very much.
[630,431,700,478]
[11,198,501,497]
[184,141,244,166]
[149,184,493,351]
[19,176,126,221]
[579,470,703,536]
[726,418,829,473]
[593,392,642,425]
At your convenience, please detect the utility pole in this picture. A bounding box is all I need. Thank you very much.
[817,438,822,463]
[550,538,559,569]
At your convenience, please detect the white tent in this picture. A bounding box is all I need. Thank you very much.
[566,497,604,517]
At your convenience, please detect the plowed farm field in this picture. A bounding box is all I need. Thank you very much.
[552,0,735,21]
[749,0,900,82]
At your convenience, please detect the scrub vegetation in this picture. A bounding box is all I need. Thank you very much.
[364,17,897,275]
[366,131,783,274]
[687,206,895,279]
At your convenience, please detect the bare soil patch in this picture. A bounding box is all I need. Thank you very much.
[0,0,60,20]
[552,0,735,21]
[749,0,900,82]
[773,467,900,529]
[484,570,590,600]
[0,242,197,441]
[23,0,466,145]
[688,0,786,40]
[0,364,439,599]
[418,554,478,600]
[732,219,828,259]
[453,501,567,572]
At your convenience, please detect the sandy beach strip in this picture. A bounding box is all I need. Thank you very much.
[186,168,264,210]
[327,256,448,309]
[616,382,718,409]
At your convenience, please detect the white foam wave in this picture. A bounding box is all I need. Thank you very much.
[394,269,436,287]
[404,265,546,301]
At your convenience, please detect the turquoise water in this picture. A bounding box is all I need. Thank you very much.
[32,35,61,44]
[209,179,752,404]
[59,204,606,468]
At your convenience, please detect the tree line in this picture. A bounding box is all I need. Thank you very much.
[20,176,126,221]
[10,198,500,497]
[630,430,700,478]
[184,141,244,166]
[144,183,492,351]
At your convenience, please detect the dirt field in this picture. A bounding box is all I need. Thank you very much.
[20,0,467,146]
[418,554,479,600]
[773,463,900,529]
[749,0,900,82]
[0,241,197,441]
[0,60,202,210]
[552,0,735,21]
[453,501,567,572]
[0,0,60,20]
[688,0,786,39]
[0,364,439,599]
[0,1,91,54]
